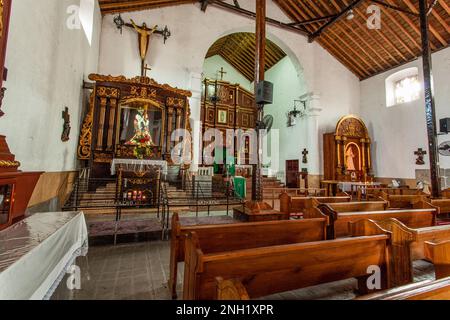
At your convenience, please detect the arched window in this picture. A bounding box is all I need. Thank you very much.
[385,67,420,107]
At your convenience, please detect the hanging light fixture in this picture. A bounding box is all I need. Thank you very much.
[346,9,355,21]
[286,100,307,127]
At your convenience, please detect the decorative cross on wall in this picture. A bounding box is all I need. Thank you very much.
[219,67,227,80]
[302,148,309,164]
[414,148,427,165]
[143,64,152,77]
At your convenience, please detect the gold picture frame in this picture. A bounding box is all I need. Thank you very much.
[218,110,228,124]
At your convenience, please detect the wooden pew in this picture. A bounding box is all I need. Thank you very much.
[356,277,450,300]
[318,205,436,239]
[355,218,450,286]
[425,241,450,279]
[279,192,351,217]
[358,239,450,300]
[380,191,430,209]
[430,198,450,215]
[168,213,327,298]
[184,220,391,300]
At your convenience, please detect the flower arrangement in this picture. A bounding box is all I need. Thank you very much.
[130,133,153,159]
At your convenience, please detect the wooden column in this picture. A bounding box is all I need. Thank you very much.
[97,97,107,151]
[166,107,174,154]
[419,0,441,198]
[251,0,266,202]
[107,98,117,150]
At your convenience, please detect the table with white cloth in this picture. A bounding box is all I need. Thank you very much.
[338,181,382,200]
[110,158,168,176]
[0,211,88,300]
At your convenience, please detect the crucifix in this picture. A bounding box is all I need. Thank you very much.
[302,148,309,164]
[114,15,171,76]
[414,148,427,165]
[218,67,227,80]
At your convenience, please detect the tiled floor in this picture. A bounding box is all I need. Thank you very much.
[51,240,436,300]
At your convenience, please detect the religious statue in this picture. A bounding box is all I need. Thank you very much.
[125,19,158,76]
[61,107,71,142]
[345,145,357,171]
[126,107,154,147]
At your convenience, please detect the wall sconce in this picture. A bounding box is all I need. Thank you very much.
[286,100,307,127]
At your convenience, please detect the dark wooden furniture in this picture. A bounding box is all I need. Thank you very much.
[317,203,436,238]
[169,212,327,298]
[184,222,391,300]
[320,180,339,196]
[323,115,373,182]
[380,191,430,209]
[77,74,192,180]
[425,241,450,279]
[278,193,351,217]
[356,218,450,286]
[233,206,289,222]
[285,160,299,188]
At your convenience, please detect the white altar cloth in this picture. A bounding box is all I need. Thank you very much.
[110,158,168,175]
[0,211,88,300]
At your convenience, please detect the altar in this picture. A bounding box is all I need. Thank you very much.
[111,159,168,207]
[323,115,374,183]
[77,74,192,181]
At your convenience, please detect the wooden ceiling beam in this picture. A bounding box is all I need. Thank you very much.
[207,0,310,36]
[316,0,387,71]
[384,0,437,51]
[306,0,378,73]
[308,0,365,42]
[370,0,418,16]
[402,0,448,46]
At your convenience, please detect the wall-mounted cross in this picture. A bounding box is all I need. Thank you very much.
[414,148,427,165]
[302,148,309,164]
[143,64,152,77]
[219,67,227,80]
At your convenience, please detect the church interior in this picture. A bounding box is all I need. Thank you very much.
[1,0,450,302]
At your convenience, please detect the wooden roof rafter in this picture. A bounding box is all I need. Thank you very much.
[205,32,287,82]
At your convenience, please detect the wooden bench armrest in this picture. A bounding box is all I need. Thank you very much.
[425,240,450,279]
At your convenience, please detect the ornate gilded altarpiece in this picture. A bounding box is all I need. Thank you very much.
[323,115,373,182]
[77,74,192,179]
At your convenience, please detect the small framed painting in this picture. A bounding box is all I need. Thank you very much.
[218,110,228,124]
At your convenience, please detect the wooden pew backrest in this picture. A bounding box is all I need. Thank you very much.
[430,198,450,214]
[184,232,390,300]
[169,213,328,298]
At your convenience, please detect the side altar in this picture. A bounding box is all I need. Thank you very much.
[77,74,192,181]
[323,115,374,183]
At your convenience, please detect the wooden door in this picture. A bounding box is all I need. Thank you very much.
[286,160,299,188]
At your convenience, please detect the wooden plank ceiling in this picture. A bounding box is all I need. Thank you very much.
[99,0,450,80]
[98,0,197,14]
[205,32,287,81]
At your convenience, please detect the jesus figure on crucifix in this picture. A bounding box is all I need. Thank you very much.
[124,19,158,75]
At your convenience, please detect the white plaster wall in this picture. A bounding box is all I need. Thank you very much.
[263,56,308,176]
[1,0,102,172]
[360,46,450,179]
[203,55,252,91]
[98,1,360,172]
